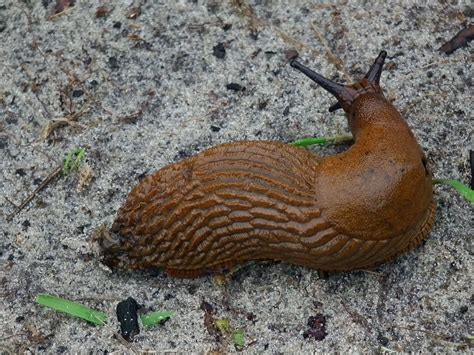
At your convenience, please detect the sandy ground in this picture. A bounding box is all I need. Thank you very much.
[1,1,472,353]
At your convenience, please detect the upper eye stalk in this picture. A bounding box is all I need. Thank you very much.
[290,51,388,112]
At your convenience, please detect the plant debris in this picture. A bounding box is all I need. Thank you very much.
[127,7,142,20]
[96,6,111,18]
[141,310,175,328]
[6,166,62,222]
[6,148,87,222]
[201,300,221,341]
[439,25,474,55]
[303,314,327,341]
[470,150,473,189]
[54,0,74,14]
[36,294,107,326]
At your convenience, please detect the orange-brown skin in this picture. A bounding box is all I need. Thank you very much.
[99,52,435,278]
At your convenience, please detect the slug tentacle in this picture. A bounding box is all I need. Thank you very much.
[292,50,387,113]
[100,51,435,278]
[364,50,387,86]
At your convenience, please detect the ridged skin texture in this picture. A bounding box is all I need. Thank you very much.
[101,63,436,278]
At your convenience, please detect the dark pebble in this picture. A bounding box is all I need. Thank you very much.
[136,171,148,181]
[307,314,325,328]
[463,6,474,17]
[200,300,214,314]
[15,168,26,177]
[210,125,221,132]
[303,314,327,341]
[187,284,198,295]
[164,293,175,300]
[0,137,7,149]
[72,89,84,98]
[303,328,327,341]
[57,345,68,353]
[116,297,141,342]
[6,116,18,124]
[258,100,268,110]
[378,333,389,346]
[0,16,6,32]
[212,43,226,59]
[108,57,119,70]
[226,83,245,92]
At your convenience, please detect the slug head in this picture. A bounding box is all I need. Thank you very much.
[96,225,128,269]
[97,222,146,270]
[290,51,387,114]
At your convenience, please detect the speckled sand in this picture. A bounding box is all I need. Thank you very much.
[0,1,472,353]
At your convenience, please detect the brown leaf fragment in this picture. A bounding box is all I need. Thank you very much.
[96,6,111,18]
[439,25,474,55]
[201,300,222,342]
[285,49,299,61]
[127,7,141,20]
[55,0,74,14]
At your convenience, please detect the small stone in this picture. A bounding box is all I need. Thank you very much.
[226,83,245,92]
[0,16,6,33]
[108,57,119,70]
[377,333,389,346]
[72,89,84,98]
[116,297,141,342]
[15,168,26,177]
[258,100,268,110]
[213,43,226,59]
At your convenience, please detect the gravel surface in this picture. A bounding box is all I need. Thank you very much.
[1,1,472,353]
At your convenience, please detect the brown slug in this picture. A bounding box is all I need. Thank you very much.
[99,51,436,278]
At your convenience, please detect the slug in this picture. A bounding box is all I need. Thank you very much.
[99,51,436,278]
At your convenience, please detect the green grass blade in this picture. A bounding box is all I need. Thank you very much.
[141,310,175,328]
[291,137,328,147]
[433,179,474,204]
[290,134,353,147]
[36,294,107,326]
[63,147,86,175]
[215,319,231,333]
[233,329,245,347]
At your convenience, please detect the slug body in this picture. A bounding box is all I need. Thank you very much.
[100,51,435,277]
